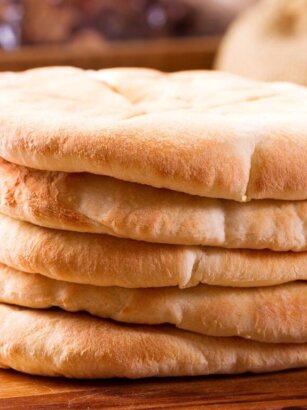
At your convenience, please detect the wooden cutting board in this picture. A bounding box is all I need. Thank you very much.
[0,368,306,409]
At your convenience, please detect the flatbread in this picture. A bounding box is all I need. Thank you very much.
[0,67,307,201]
[1,263,305,343]
[0,303,306,379]
[2,159,307,251]
[1,214,307,288]
[216,0,307,86]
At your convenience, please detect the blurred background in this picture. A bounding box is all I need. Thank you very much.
[0,0,257,71]
[0,0,306,86]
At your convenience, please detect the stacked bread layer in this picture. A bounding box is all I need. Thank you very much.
[0,67,306,379]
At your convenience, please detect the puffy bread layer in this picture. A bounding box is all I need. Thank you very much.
[0,67,307,200]
[0,304,306,378]
[1,214,307,288]
[0,263,306,343]
[1,158,307,251]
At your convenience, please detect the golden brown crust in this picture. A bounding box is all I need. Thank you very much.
[1,158,307,250]
[0,67,307,201]
[0,303,306,378]
[0,214,307,288]
[1,263,306,343]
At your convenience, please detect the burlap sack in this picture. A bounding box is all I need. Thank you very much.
[216,0,307,86]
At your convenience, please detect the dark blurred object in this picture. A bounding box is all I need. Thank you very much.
[185,0,258,35]
[0,0,22,49]
[216,0,307,86]
[0,0,257,49]
[22,0,79,45]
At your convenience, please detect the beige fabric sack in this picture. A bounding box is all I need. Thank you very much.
[217,0,307,86]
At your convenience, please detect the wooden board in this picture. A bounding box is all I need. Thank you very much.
[0,36,219,72]
[0,368,306,409]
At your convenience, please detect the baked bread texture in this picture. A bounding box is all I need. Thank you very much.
[0,303,306,378]
[1,158,307,250]
[0,263,305,343]
[1,65,307,380]
[0,67,307,201]
[1,214,307,288]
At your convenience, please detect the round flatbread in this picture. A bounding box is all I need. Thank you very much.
[1,264,306,343]
[1,158,307,251]
[0,67,307,201]
[1,214,306,288]
[0,304,306,378]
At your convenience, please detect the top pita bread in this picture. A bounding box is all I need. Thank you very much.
[0,67,307,201]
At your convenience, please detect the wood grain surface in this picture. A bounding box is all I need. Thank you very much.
[0,36,219,72]
[0,368,306,409]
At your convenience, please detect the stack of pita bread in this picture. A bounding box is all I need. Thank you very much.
[0,66,306,379]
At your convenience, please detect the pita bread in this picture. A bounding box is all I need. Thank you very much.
[0,67,307,201]
[216,0,307,86]
[0,263,305,343]
[2,159,307,251]
[1,214,307,288]
[0,304,306,379]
